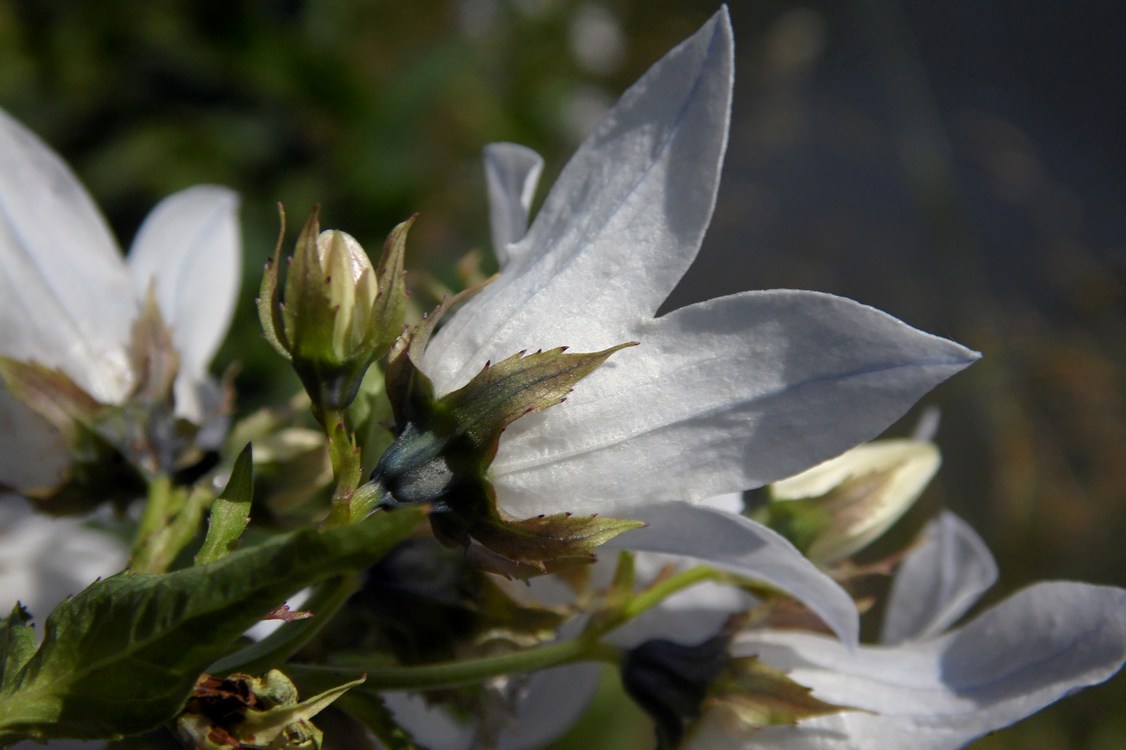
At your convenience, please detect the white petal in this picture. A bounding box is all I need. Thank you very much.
[0,385,71,492]
[423,9,733,394]
[383,692,474,749]
[491,290,978,517]
[484,143,544,266]
[127,185,241,419]
[0,108,134,402]
[605,503,859,647]
[496,664,602,750]
[881,512,998,644]
[384,665,599,750]
[0,497,127,620]
[729,582,1126,750]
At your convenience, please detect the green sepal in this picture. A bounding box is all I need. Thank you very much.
[701,655,855,729]
[284,209,337,366]
[383,291,468,430]
[257,204,294,360]
[754,499,832,557]
[128,286,180,406]
[375,339,639,573]
[0,506,425,745]
[195,443,255,565]
[0,357,102,444]
[439,499,646,579]
[367,215,412,362]
[442,344,636,462]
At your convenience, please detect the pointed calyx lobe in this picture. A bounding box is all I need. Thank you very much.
[623,616,851,749]
[372,316,642,576]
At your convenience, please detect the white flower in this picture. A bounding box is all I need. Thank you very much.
[0,500,127,621]
[680,512,1126,749]
[0,106,241,492]
[419,8,977,521]
[386,502,865,749]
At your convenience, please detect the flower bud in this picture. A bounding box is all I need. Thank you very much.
[258,209,409,413]
[766,438,941,565]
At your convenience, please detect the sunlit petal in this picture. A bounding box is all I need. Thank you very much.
[423,9,733,394]
[0,108,133,402]
[492,290,977,516]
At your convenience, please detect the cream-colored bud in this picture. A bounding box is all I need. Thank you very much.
[769,439,940,564]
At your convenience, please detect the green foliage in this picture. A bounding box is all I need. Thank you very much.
[195,443,255,565]
[0,506,424,745]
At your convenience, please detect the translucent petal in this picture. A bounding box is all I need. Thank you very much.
[0,108,133,402]
[484,142,544,266]
[423,9,733,394]
[491,290,978,517]
[881,512,998,644]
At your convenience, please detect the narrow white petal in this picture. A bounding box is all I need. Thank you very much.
[0,498,127,620]
[491,290,978,517]
[728,582,1126,750]
[484,143,544,266]
[127,185,241,419]
[0,386,70,492]
[605,503,859,647]
[0,108,133,402]
[423,8,733,394]
[881,512,998,644]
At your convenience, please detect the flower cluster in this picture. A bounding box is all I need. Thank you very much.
[0,7,1122,750]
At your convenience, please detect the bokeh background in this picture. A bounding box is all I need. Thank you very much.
[1,1,1123,747]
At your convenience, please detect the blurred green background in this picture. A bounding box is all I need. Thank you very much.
[1,1,1123,747]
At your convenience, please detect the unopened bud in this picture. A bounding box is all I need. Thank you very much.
[258,208,410,412]
[767,438,941,564]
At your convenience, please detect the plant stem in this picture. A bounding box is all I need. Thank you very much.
[617,566,726,624]
[129,474,183,573]
[294,638,622,691]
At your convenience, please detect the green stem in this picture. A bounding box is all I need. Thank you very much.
[616,566,727,625]
[294,638,622,691]
[129,474,181,573]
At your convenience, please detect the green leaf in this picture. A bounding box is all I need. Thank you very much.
[195,444,255,565]
[0,506,425,745]
[0,606,35,693]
